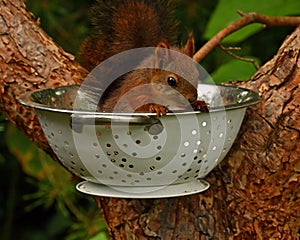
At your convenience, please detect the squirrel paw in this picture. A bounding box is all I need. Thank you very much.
[191,100,209,112]
[149,104,169,116]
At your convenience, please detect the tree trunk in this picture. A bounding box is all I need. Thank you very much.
[0,1,299,239]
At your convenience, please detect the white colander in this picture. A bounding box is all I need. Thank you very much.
[18,84,260,198]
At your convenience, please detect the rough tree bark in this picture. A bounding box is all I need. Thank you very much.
[0,0,87,152]
[0,1,299,239]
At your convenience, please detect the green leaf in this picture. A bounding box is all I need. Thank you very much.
[89,232,110,240]
[5,124,43,178]
[204,0,300,42]
[211,57,260,83]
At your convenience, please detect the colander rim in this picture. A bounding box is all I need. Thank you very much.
[17,84,261,116]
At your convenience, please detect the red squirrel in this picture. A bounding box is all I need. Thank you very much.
[79,0,207,115]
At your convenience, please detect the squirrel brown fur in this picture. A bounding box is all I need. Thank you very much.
[79,0,201,116]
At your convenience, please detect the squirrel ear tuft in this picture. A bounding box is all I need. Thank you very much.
[154,40,170,69]
[183,33,195,58]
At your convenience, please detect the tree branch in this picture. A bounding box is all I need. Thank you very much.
[0,0,87,153]
[219,44,260,69]
[193,11,300,63]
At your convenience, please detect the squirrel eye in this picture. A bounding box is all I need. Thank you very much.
[167,76,177,86]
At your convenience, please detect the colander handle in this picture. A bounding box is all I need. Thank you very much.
[70,114,161,133]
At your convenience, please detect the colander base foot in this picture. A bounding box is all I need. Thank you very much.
[76,179,210,198]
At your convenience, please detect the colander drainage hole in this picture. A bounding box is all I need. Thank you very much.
[202,121,207,127]
[149,166,155,170]
[180,153,186,158]
[155,156,161,161]
[136,140,141,144]
[192,130,197,135]
[122,158,127,162]
[184,141,190,147]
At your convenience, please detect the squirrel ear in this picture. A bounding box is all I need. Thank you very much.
[183,33,195,58]
[154,40,170,70]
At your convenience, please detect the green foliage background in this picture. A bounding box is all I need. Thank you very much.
[0,0,299,239]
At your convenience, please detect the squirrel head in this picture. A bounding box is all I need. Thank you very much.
[150,36,199,110]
